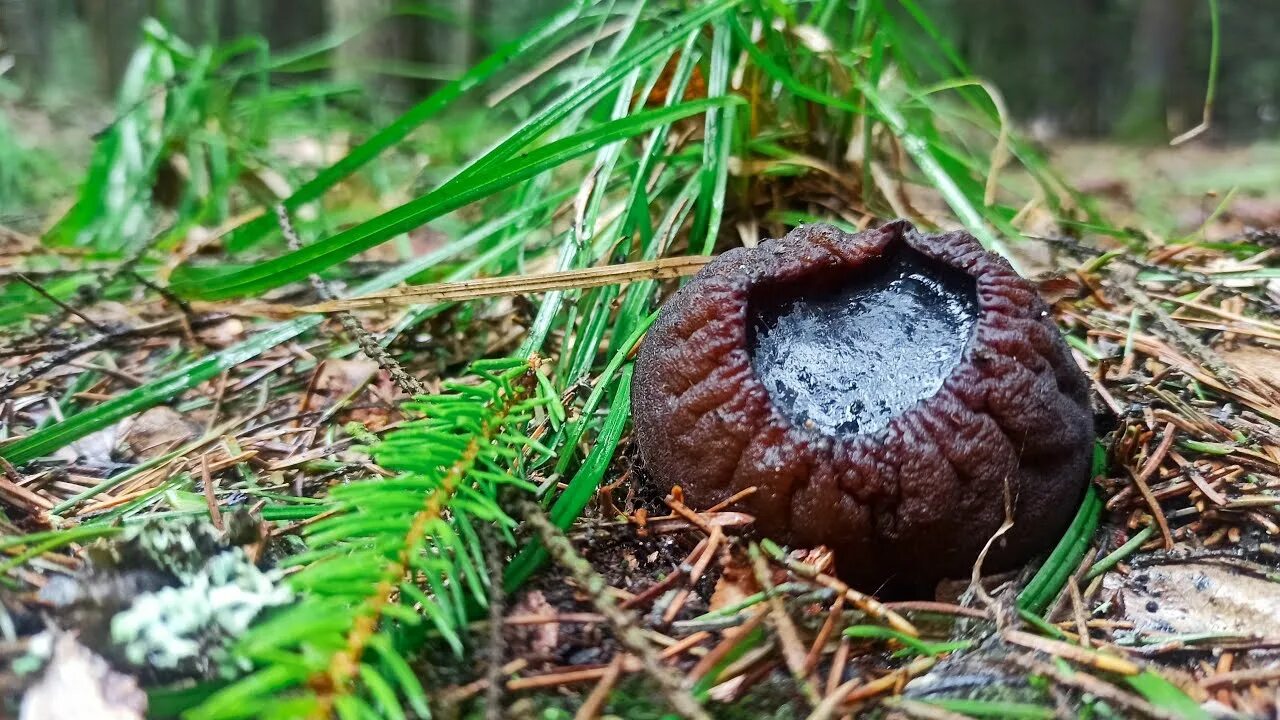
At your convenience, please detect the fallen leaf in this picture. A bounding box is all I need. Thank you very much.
[196,317,245,348]
[1105,561,1280,639]
[122,406,198,459]
[1220,345,1280,387]
[709,551,758,614]
[314,359,379,402]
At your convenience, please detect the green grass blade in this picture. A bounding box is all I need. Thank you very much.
[519,62,643,358]
[0,317,321,466]
[1017,490,1101,614]
[855,77,1009,259]
[220,1,588,252]
[554,311,657,475]
[451,0,739,188]
[504,366,633,592]
[842,625,973,657]
[922,699,1054,719]
[693,18,734,255]
[170,96,742,300]
[1124,671,1211,720]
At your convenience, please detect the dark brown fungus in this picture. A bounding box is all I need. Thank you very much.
[631,220,1094,593]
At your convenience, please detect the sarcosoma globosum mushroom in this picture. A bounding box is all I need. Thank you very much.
[631,220,1094,593]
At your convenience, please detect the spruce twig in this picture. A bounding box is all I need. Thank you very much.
[310,363,538,717]
[190,359,545,719]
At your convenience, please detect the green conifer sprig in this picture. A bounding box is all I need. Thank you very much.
[189,357,549,720]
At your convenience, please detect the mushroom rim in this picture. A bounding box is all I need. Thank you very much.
[724,219,1033,451]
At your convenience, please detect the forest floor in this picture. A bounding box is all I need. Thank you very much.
[3,95,1280,718]
[1052,141,1280,238]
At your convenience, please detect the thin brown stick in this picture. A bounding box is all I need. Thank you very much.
[802,593,845,674]
[665,490,716,535]
[661,528,721,623]
[824,636,851,697]
[14,273,109,333]
[274,205,427,397]
[1131,422,1178,549]
[764,542,918,637]
[1002,629,1139,675]
[515,499,712,720]
[200,455,223,531]
[1201,665,1280,689]
[807,657,936,720]
[689,608,769,684]
[507,665,624,691]
[883,601,989,619]
[573,655,625,720]
[257,255,715,315]
[1068,580,1091,648]
[503,613,606,625]
[703,485,759,513]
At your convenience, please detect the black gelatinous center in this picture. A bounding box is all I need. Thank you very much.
[749,246,978,437]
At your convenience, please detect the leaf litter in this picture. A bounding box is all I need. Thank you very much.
[1,3,1279,718]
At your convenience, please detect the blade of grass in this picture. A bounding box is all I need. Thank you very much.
[693,19,735,255]
[921,699,1054,719]
[611,175,701,350]
[1017,485,1102,615]
[504,366,633,592]
[855,77,1011,261]
[842,625,973,658]
[220,1,589,252]
[885,0,1100,224]
[727,15,860,114]
[518,60,643,358]
[1170,0,1220,146]
[553,311,657,476]
[1084,525,1156,582]
[450,0,738,188]
[1016,444,1106,613]
[1124,670,1212,720]
[170,96,742,300]
[218,0,738,260]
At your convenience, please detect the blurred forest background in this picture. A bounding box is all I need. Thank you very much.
[1,0,1277,141]
[3,0,1280,238]
[1,4,1279,717]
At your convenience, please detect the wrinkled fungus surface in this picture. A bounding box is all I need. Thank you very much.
[632,221,1095,593]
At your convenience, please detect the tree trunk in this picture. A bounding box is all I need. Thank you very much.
[82,0,149,96]
[264,0,327,54]
[1115,0,1192,140]
[328,0,404,103]
[0,0,63,94]
[428,0,475,69]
